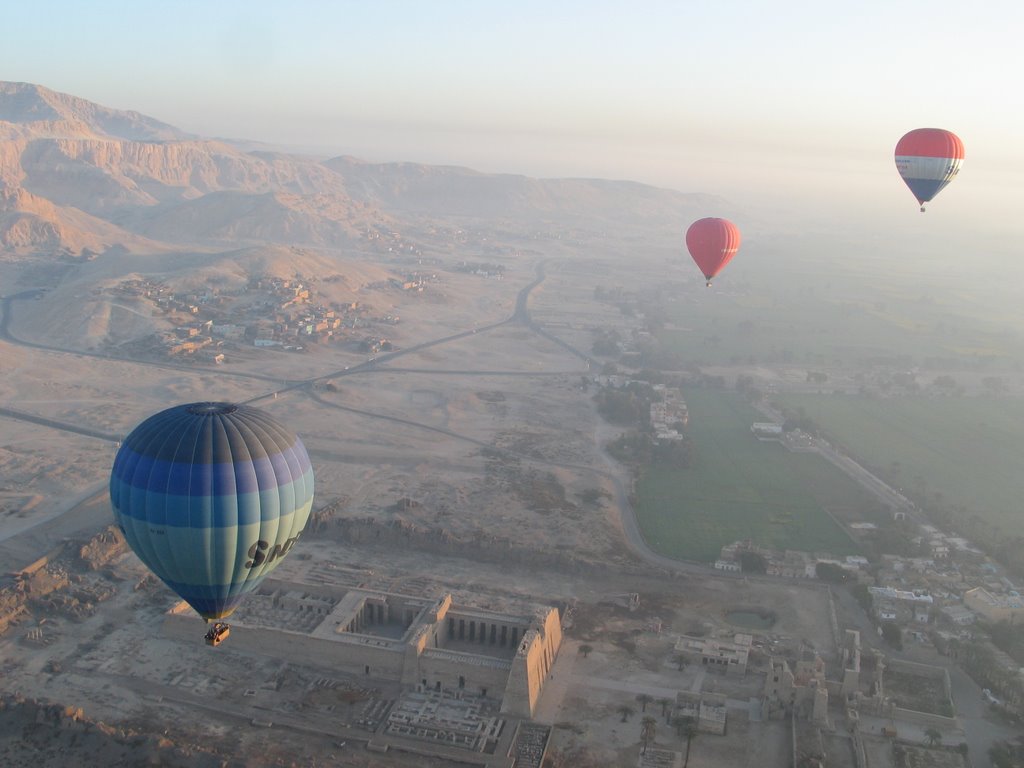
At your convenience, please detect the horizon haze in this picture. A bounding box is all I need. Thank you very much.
[2,1,1021,237]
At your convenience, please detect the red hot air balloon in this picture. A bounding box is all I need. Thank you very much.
[685,218,741,287]
[894,128,964,212]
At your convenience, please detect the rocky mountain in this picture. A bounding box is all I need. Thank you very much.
[0,81,724,257]
[0,81,191,142]
[0,82,378,254]
[325,155,723,225]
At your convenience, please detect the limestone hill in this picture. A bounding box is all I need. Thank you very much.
[1,81,725,256]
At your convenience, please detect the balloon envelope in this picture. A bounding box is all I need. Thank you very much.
[110,402,314,620]
[894,128,964,210]
[685,218,741,285]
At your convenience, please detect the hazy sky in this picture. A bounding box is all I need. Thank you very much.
[3,1,1022,238]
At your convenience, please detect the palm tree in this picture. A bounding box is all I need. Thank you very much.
[636,693,653,712]
[924,727,942,748]
[640,716,657,755]
[673,653,688,672]
[617,704,635,723]
[577,643,593,659]
[673,716,698,768]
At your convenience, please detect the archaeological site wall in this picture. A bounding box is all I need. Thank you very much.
[163,579,562,718]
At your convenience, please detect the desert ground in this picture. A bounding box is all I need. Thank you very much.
[0,227,686,566]
[0,226,801,767]
[0,225,992,768]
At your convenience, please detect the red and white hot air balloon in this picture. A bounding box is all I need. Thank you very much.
[685,217,741,287]
[894,128,964,212]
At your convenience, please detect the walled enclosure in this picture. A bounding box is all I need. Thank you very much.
[163,578,562,718]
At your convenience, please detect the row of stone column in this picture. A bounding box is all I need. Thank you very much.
[448,616,520,647]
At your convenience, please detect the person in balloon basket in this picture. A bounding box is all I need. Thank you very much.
[204,622,231,646]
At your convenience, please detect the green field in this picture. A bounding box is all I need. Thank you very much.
[772,394,1024,538]
[635,389,868,562]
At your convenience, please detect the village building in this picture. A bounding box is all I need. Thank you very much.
[674,632,752,677]
[963,587,1024,624]
[766,550,815,579]
[649,386,688,442]
[763,655,829,724]
[750,422,783,440]
[940,604,976,626]
[868,586,933,623]
[675,691,728,735]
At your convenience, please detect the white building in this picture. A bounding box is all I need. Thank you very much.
[941,604,976,625]
[675,633,752,677]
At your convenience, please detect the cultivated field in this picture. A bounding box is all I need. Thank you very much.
[771,393,1024,538]
[634,389,863,562]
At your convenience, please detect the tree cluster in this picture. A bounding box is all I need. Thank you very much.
[947,631,1024,715]
[607,431,693,469]
[595,389,648,426]
[590,328,622,357]
[593,382,659,427]
[989,739,1024,768]
[880,622,902,650]
[739,551,768,574]
[814,561,850,584]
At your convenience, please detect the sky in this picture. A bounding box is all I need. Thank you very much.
[2,0,1023,241]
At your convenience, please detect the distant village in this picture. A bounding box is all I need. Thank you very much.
[713,501,1024,710]
[105,242,516,365]
[110,274,413,362]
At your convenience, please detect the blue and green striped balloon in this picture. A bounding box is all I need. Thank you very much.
[110,402,314,621]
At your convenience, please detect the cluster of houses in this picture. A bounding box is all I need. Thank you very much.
[715,532,1024,636]
[649,386,688,443]
[113,275,402,361]
[366,273,440,293]
[362,228,423,257]
[453,261,505,278]
[713,540,854,579]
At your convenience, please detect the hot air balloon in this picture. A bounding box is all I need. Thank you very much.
[685,217,741,287]
[894,128,964,212]
[110,402,314,635]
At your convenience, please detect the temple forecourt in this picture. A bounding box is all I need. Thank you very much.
[163,576,562,719]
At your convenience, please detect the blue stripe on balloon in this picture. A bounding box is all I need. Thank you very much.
[903,177,950,204]
[163,581,252,620]
[111,447,312,494]
[111,470,313,527]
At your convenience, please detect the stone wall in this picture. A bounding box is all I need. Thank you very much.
[416,649,511,698]
[163,606,406,679]
[874,658,960,732]
[164,590,562,718]
[502,608,561,718]
[891,706,959,732]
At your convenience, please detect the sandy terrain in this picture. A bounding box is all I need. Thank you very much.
[0,210,926,768]
[0,224,651,571]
